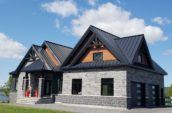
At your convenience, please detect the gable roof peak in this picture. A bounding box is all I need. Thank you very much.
[89,25,120,39]
[31,44,41,49]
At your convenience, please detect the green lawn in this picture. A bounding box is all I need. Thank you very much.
[0,103,72,113]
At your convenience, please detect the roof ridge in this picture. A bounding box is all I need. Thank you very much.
[45,40,73,49]
[121,34,144,38]
[32,44,41,47]
[113,34,144,41]
[90,25,120,39]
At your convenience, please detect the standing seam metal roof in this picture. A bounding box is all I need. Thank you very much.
[62,25,167,75]
[45,41,73,64]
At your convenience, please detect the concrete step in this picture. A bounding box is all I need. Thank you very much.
[17,97,40,104]
[36,97,54,104]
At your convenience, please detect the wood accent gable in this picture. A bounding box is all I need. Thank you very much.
[45,47,60,66]
[81,47,117,62]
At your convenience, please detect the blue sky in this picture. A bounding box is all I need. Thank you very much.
[0,0,171,86]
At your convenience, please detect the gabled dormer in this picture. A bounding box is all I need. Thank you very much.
[133,38,153,69]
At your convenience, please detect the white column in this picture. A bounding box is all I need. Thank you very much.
[38,78,44,97]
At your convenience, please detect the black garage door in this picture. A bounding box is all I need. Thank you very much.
[131,82,146,107]
[148,84,160,107]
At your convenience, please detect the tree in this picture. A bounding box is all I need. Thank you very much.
[0,75,13,96]
[165,84,172,97]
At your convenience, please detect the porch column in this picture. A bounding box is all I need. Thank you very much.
[28,73,31,97]
[38,78,44,97]
[23,78,27,96]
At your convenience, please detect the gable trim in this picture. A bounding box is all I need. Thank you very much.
[12,45,50,75]
[70,33,96,65]
[132,37,153,69]
[44,42,62,65]
[90,27,129,64]
[62,28,93,66]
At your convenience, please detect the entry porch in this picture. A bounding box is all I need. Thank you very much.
[14,71,62,104]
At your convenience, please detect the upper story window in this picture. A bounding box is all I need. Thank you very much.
[137,53,148,65]
[72,79,82,95]
[93,52,103,61]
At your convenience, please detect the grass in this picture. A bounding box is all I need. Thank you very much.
[0,103,72,113]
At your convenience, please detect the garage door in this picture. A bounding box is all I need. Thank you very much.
[131,82,146,107]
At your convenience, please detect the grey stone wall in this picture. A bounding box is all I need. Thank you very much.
[61,68,128,107]
[126,67,164,107]
[59,67,164,108]
[9,92,17,103]
[62,68,127,96]
[56,95,127,107]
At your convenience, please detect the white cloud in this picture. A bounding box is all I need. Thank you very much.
[88,0,98,6]
[163,49,172,56]
[152,17,171,25]
[55,19,60,29]
[72,3,167,43]
[0,33,27,59]
[42,0,78,17]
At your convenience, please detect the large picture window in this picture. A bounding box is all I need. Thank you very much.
[72,79,82,95]
[93,52,103,61]
[101,78,114,96]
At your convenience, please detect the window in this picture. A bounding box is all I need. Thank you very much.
[93,52,103,61]
[101,78,114,96]
[57,77,62,94]
[137,53,148,65]
[72,79,82,95]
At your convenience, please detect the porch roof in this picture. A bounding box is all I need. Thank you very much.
[21,59,49,72]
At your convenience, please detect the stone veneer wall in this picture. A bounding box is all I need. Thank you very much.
[56,68,128,108]
[9,92,17,103]
[126,67,164,108]
[56,67,164,108]
[16,72,40,103]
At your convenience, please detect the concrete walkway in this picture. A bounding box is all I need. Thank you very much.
[15,103,172,113]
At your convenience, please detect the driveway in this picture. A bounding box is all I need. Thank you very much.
[16,103,172,113]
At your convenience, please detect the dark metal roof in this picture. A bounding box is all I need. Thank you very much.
[114,34,143,63]
[21,59,48,72]
[44,41,72,64]
[40,48,55,69]
[90,26,129,64]
[151,60,167,75]
[10,25,167,75]
[62,60,122,70]
[10,41,73,75]
[62,25,167,75]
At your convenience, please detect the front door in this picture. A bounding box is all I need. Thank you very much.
[131,82,146,107]
[44,80,52,96]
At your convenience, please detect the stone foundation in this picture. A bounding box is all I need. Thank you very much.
[56,95,127,108]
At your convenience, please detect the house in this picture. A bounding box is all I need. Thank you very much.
[10,25,167,108]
